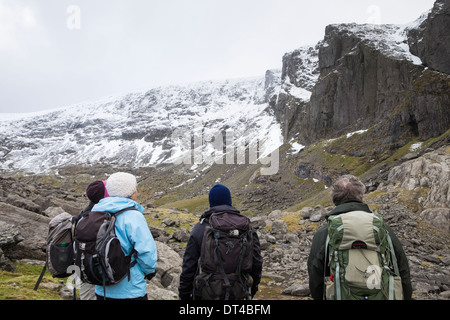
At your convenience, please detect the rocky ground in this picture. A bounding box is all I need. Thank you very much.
[0,146,449,300]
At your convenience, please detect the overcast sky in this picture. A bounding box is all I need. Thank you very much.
[0,0,436,114]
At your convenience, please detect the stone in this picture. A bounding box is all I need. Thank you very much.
[0,202,50,260]
[0,221,24,249]
[43,206,66,219]
[299,207,313,219]
[161,217,176,227]
[172,228,190,242]
[154,241,182,292]
[270,220,288,234]
[420,208,450,233]
[281,283,310,297]
[268,210,284,220]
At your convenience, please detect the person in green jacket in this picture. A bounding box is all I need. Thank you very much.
[307,175,412,300]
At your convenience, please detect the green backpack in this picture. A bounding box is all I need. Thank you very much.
[324,210,403,300]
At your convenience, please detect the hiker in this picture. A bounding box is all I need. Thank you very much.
[89,172,157,300]
[307,175,412,300]
[178,184,263,300]
[75,180,109,223]
[75,180,109,300]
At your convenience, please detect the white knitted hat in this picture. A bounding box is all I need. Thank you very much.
[106,172,137,198]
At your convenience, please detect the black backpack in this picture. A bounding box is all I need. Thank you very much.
[195,210,254,300]
[73,207,138,294]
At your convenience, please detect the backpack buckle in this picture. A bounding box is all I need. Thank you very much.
[229,229,239,237]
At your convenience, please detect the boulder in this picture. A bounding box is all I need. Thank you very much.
[0,202,49,260]
[420,208,450,232]
[153,241,182,293]
[171,227,190,242]
[0,221,24,271]
[281,283,310,297]
[43,206,66,219]
[270,220,288,234]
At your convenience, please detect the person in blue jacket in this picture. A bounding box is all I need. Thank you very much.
[92,172,157,300]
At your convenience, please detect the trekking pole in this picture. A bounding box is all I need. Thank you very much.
[34,262,47,291]
[72,279,77,300]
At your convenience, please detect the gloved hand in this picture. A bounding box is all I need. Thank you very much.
[145,272,156,281]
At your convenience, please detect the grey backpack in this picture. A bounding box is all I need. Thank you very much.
[34,212,75,292]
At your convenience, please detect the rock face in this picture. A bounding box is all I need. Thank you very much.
[0,221,24,271]
[407,0,450,74]
[0,202,50,261]
[385,146,450,232]
[146,241,182,300]
[274,1,450,149]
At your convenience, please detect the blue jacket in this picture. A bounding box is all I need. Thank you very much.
[92,197,157,299]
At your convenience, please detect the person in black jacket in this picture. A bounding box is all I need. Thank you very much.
[178,184,263,300]
[307,175,413,300]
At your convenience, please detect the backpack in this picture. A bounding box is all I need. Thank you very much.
[34,212,76,292]
[73,206,138,292]
[324,210,403,300]
[195,210,254,300]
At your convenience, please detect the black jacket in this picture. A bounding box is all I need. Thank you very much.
[178,205,263,300]
[307,201,413,300]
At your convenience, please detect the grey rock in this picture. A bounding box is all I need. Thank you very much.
[407,0,450,74]
[270,220,288,234]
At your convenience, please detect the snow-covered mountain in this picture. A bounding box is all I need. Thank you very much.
[0,76,288,173]
[1,0,447,175]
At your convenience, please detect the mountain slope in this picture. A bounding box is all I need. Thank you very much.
[0,77,283,173]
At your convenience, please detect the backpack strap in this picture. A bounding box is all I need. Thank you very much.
[111,206,140,274]
[213,230,232,300]
[323,235,330,300]
[111,206,139,216]
[386,231,400,300]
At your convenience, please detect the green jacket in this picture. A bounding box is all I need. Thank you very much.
[307,201,413,300]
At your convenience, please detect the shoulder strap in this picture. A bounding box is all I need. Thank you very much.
[88,206,138,219]
[112,206,138,216]
[323,235,330,300]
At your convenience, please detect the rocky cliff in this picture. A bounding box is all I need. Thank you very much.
[274,0,450,150]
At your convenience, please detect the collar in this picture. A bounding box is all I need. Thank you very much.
[200,204,240,221]
[326,200,372,220]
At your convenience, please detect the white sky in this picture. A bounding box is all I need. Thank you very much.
[0,0,436,113]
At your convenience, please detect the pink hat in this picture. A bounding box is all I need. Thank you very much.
[103,180,109,198]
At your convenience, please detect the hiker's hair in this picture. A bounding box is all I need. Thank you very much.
[331,175,366,205]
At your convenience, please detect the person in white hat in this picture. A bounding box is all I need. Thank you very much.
[91,172,157,300]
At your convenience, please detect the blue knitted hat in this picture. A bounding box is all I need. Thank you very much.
[208,184,232,208]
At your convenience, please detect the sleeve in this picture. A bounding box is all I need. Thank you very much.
[127,211,158,275]
[178,223,202,300]
[250,227,263,297]
[385,225,413,300]
[307,226,328,300]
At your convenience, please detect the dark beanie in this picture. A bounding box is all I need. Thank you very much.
[208,184,232,208]
[86,181,106,204]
